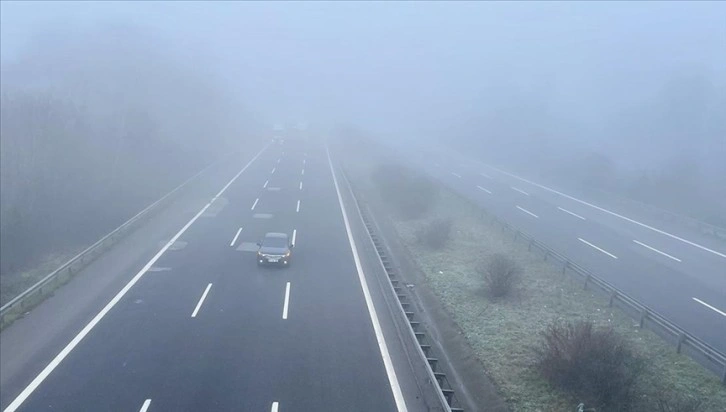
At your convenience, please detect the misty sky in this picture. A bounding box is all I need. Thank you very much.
[2,1,725,166]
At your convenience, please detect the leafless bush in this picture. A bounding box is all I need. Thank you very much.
[371,163,438,219]
[535,320,642,411]
[480,254,521,298]
[416,218,453,249]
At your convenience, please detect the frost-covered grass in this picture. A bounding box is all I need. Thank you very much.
[393,189,726,411]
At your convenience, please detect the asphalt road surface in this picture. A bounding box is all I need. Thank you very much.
[384,140,726,355]
[1,138,430,412]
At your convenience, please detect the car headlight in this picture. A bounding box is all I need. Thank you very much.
[284,251,291,257]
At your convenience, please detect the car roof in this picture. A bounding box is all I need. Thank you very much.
[264,232,288,239]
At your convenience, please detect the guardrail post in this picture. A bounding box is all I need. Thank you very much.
[721,364,726,385]
[562,261,569,275]
[544,250,549,261]
[583,274,590,290]
[514,231,519,241]
[608,291,617,307]
[676,333,686,354]
[639,308,648,328]
[528,240,533,251]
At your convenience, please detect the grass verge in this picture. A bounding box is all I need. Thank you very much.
[390,187,725,411]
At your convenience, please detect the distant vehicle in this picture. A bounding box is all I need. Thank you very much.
[256,232,293,266]
[272,135,284,145]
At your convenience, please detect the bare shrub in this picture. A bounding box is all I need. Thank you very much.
[535,320,642,411]
[416,218,453,249]
[480,254,521,298]
[371,163,438,219]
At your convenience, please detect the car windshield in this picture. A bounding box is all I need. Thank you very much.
[262,236,287,249]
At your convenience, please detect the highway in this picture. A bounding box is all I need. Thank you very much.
[1,138,430,411]
[385,140,726,354]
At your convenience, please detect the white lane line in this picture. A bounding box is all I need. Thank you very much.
[303,158,306,165]
[476,185,492,194]
[633,240,682,262]
[292,229,297,246]
[325,145,407,411]
[230,227,243,247]
[2,144,269,412]
[558,206,586,220]
[191,283,213,318]
[693,298,726,317]
[516,205,539,218]
[271,167,276,174]
[251,198,259,210]
[451,172,462,178]
[480,172,492,179]
[270,402,279,412]
[139,399,152,412]
[263,180,269,189]
[299,181,303,190]
[511,186,530,196]
[578,237,618,259]
[485,165,726,259]
[282,282,291,320]
[301,168,305,176]
[296,200,300,212]
[277,158,281,164]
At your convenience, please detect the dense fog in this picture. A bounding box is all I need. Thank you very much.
[1,2,724,285]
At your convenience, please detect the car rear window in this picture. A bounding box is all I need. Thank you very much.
[263,236,287,248]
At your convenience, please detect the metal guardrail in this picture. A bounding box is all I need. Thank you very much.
[479,201,726,385]
[341,168,459,411]
[0,157,224,329]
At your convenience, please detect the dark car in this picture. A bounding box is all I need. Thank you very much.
[256,232,293,266]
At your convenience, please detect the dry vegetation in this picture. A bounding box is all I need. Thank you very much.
[345,149,726,411]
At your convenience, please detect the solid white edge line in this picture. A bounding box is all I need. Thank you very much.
[230,227,243,247]
[139,399,152,412]
[292,229,297,246]
[692,297,726,317]
[516,205,538,218]
[2,145,268,412]
[578,237,618,259]
[557,206,586,220]
[485,164,726,259]
[451,172,461,178]
[282,282,291,320]
[263,180,269,189]
[476,185,491,194]
[296,200,300,212]
[251,198,259,210]
[632,240,682,262]
[191,283,213,318]
[271,402,279,412]
[511,186,530,196]
[325,145,407,412]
